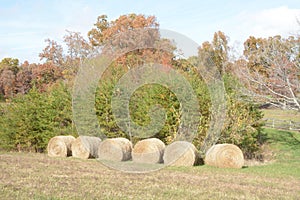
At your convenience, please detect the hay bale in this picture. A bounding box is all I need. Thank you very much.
[163,141,199,166]
[132,138,165,164]
[98,137,132,161]
[71,136,102,159]
[47,135,75,157]
[205,144,244,168]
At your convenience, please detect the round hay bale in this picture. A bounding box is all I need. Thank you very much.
[98,137,132,161]
[132,138,165,164]
[47,135,75,157]
[71,136,102,159]
[163,141,199,166]
[205,144,244,168]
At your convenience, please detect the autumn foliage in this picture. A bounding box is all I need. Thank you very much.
[234,35,300,111]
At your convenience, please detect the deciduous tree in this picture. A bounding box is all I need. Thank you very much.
[198,31,229,74]
[235,35,300,111]
[88,14,158,46]
[32,63,63,92]
[0,69,16,98]
[39,39,64,65]
[62,30,93,78]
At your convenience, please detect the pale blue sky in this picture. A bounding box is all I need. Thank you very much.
[0,0,299,63]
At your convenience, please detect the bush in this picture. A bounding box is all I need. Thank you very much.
[220,74,265,159]
[0,83,75,152]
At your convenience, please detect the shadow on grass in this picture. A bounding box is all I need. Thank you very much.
[264,128,300,150]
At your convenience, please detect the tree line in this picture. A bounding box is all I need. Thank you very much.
[0,13,299,159]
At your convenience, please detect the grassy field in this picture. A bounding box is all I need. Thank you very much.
[262,109,300,131]
[262,109,300,122]
[0,128,300,200]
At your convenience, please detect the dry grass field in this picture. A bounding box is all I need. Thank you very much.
[1,128,300,200]
[263,109,300,122]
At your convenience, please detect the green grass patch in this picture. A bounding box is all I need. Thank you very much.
[168,128,300,179]
[264,128,300,160]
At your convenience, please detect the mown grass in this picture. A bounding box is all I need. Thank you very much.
[0,128,300,200]
[263,109,300,122]
[241,129,300,179]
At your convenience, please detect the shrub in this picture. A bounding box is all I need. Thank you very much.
[0,83,75,152]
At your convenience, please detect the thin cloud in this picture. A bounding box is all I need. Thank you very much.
[235,6,300,39]
[11,45,41,51]
[0,31,44,38]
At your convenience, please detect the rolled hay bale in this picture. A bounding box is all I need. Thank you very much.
[132,138,165,164]
[71,136,102,159]
[47,135,76,157]
[205,144,244,168]
[163,141,199,166]
[98,137,132,161]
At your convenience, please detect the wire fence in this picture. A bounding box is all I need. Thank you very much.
[264,118,300,132]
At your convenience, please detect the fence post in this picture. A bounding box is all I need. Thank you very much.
[265,118,300,132]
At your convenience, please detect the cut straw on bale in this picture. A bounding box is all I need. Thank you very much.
[132,138,165,164]
[163,141,199,166]
[47,135,75,157]
[98,137,132,161]
[205,144,244,168]
[71,136,102,159]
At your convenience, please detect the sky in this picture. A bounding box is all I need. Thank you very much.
[0,0,299,63]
